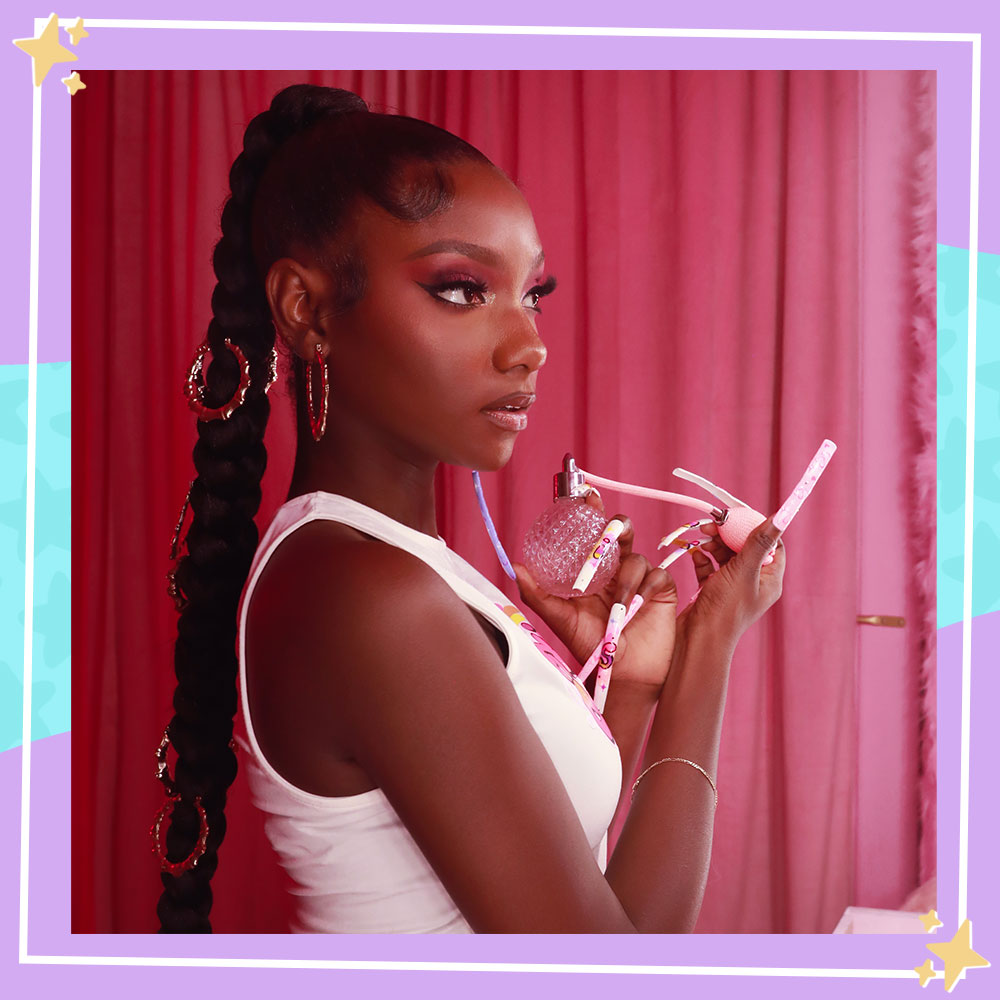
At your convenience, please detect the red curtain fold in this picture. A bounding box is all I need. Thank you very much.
[71,69,935,933]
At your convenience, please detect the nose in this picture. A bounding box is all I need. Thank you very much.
[493,311,548,374]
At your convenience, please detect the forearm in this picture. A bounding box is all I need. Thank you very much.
[601,679,659,830]
[604,625,736,932]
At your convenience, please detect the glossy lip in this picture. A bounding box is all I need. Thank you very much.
[482,409,528,432]
[481,392,535,433]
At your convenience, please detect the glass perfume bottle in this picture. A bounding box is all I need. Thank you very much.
[521,454,621,598]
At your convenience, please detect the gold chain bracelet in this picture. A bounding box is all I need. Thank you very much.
[630,756,718,808]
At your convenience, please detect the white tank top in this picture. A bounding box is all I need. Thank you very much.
[237,492,622,933]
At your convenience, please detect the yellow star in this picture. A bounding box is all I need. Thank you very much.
[66,18,88,45]
[914,959,937,987]
[926,918,991,992]
[13,13,78,87]
[61,70,85,95]
[920,909,944,932]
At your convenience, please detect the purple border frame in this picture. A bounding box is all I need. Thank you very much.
[3,2,997,996]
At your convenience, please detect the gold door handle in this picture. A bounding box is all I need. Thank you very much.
[856,615,906,628]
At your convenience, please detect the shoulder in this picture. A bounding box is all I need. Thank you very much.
[245,513,505,768]
[248,516,501,711]
[254,516,465,627]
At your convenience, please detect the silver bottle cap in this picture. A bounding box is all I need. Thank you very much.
[553,453,590,499]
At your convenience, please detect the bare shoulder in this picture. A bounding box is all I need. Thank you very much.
[252,517,468,636]
[255,517,507,705]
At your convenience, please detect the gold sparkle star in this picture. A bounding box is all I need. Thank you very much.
[61,70,85,95]
[66,17,88,45]
[13,13,78,87]
[926,919,990,992]
[914,959,937,988]
[920,909,944,932]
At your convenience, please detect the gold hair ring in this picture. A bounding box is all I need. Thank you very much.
[184,338,252,421]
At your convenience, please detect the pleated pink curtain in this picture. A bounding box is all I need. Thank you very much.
[72,69,935,934]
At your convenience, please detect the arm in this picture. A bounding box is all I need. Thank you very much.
[601,678,658,828]
[606,519,785,930]
[605,623,734,931]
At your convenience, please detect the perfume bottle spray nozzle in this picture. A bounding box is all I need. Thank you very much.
[554,453,590,500]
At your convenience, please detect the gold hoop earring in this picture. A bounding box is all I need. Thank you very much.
[305,345,329,442]
[184,339,251,421]
[150,794,210,876]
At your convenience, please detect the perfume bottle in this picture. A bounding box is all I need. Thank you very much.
[521,454,621,598]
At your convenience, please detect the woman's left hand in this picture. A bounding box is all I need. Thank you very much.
[512,495,678,693]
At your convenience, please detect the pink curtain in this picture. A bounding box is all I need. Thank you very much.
[854,70,938,905]
[72,69,935,934]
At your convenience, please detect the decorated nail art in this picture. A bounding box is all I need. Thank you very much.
[594,602,627,714]
[572,518,626,594]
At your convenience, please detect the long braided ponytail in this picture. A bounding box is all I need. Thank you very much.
[159,84,492,932]
[158,86,366,933]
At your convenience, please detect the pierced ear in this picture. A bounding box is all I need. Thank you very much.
[265,258,331,361]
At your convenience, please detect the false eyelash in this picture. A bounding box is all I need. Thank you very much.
[532,274,558,299]
[524,274,558,313]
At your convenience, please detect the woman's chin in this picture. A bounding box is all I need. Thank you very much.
[463,440,516,473]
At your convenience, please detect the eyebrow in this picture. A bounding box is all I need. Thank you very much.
[405,240,546,272]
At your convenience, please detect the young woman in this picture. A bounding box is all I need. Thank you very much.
[157,83,785,934]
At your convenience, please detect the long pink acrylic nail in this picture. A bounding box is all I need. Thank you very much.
[572,518,626,593]
[773,439,837,532]
[579,594,643,684]
[593,602,627,714]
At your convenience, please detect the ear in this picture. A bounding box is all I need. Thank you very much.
[265,258,336,361]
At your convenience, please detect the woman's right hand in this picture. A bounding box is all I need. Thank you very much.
[677,516,786,645]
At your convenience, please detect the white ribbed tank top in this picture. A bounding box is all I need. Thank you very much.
[237,492,622,934]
